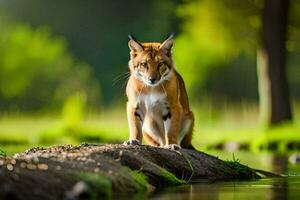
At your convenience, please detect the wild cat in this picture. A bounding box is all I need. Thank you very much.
[124,34,194,150]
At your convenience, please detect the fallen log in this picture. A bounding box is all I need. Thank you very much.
[0,144,265,200]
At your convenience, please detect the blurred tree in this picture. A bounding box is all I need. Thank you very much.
[174,0,261,100]
[257,0,292,126]
[0,19,100,112]
[0,0,179,104]
[176,0,300,127]
[1,0,299,116]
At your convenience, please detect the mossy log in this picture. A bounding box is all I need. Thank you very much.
[0,144,268,199]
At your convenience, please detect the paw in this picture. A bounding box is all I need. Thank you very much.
[164,144,181,150]
[123,139,141,146]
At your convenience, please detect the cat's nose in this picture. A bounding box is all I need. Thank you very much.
[149,77,157,84]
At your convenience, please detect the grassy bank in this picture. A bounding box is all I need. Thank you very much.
[1,102,300,155]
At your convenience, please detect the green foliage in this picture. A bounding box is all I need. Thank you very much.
[159,168,186,185]
[62,92,86,130]
[0,133,28,145]
[0,0,299,107]
[0,148,6,157]
[130,170,150,192]
[174,0,261,99]
[0,18,100,111]
[224,154,259,179]
[2,103,300,155]
[75,172,112,199]
[0,0,179,104]
[174,0,300,102]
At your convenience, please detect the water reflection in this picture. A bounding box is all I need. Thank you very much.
[149,152,300,200]
[272,154,288,174]
[149,177,300,200]
[269,178,288,200]
[270,155,288,200]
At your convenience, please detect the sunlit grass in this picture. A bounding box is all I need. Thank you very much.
[1,102,300,155]
[0,106,129,155]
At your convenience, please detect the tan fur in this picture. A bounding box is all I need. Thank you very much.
[126,36,194,148]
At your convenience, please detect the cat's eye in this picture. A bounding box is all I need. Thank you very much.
[140,62,148,69]
[158,62,165,67]
[159,65,167,75]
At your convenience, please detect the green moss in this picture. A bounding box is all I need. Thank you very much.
[160,168,186,185]
[129,168,185,195]
[75,172,112,199]
[130,170,150,192]
[0,148,6,157]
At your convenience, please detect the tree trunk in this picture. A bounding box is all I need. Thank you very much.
[257,0,292,126]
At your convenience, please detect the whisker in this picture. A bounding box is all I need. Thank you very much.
[113,71,130,82]
[113,72,131,86]
[113,72,127,82]
[121,75,131,89]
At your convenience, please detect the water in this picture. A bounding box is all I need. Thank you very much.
[148,151,300,200]
[149,177,300,200]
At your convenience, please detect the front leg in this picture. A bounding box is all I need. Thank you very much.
[165,107,181,149]
[124,102,142,145]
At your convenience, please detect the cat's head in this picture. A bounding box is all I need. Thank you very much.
[128,34,174,87]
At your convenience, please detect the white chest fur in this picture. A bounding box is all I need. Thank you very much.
[138,92,169,146]
[139,92,167,110]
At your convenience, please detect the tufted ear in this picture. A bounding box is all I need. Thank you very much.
[159,34,174,56]
[128,34,143,52]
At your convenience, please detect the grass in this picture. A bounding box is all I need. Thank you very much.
[1,102,300,155]
[0,108,129,155]
[191,101,300,152]
[0,148,6,157]
[224,154,253,174]
[224,158,259,179]
[159,168,186,185]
